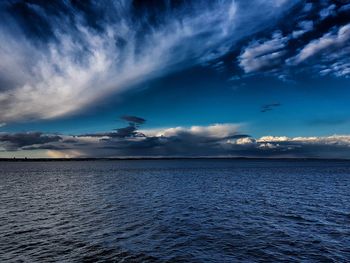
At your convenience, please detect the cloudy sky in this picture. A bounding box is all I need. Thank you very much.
[0,0,350,158]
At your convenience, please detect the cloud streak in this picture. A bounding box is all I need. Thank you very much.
[0,0,299,122]
[260,103,281,113]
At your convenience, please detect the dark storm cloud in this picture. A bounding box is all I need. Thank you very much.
[78,131,350,159]
[113,125,138,138]
[3,122,350,159]
[79,125,145,139]
[0,132,61,151]
[79,116,146,139]
[23,144,68,151]
[121,115,146,125]
[90,131,252,157]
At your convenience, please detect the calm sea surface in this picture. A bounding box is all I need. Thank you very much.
[1,160,350,262]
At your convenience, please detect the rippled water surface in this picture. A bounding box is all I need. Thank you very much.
[1,160,350,262]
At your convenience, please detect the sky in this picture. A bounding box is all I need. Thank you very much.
[0,0,350,158]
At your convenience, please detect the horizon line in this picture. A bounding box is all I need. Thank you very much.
[1,157,350,162]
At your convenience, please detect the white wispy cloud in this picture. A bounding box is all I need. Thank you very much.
[0,0,299,122]
[238,31,289,73]
[292,20,314,38]
[238,18,350,79]
[290,23,350,64]
[319,4,336,20]
[287,23,350,78]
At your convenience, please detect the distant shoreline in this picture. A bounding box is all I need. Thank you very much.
[1,157,349,162]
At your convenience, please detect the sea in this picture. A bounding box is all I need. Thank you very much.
[1,159,350,262]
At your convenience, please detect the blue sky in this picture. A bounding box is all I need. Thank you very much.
[0,0,350,158]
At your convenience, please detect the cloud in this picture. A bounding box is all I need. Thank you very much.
[260,103,281,113]
[80,115,146,138]
[292,20,314,38]
[319,4,336,20]
[80,124,145,139]
[339,3,350,13]
[121,115,146,125]
[233,137,256,145]
[0,122,246,157]
[302,2,313,13]
[0,123,5,128]
[48,133,350,159]
[290,23,350,64]
[257,135,350,148]
[238,32,289,73]
[287,23,350,78]
[0,132,61,151]
[236,1,350,79]
[143,123,242,138]
[2,122,350,159]
[232,134,350,158]
[0,0,299,122]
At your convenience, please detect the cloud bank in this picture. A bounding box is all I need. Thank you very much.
[1,116,350,159]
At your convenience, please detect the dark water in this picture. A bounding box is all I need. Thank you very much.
[1,160,350,262]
